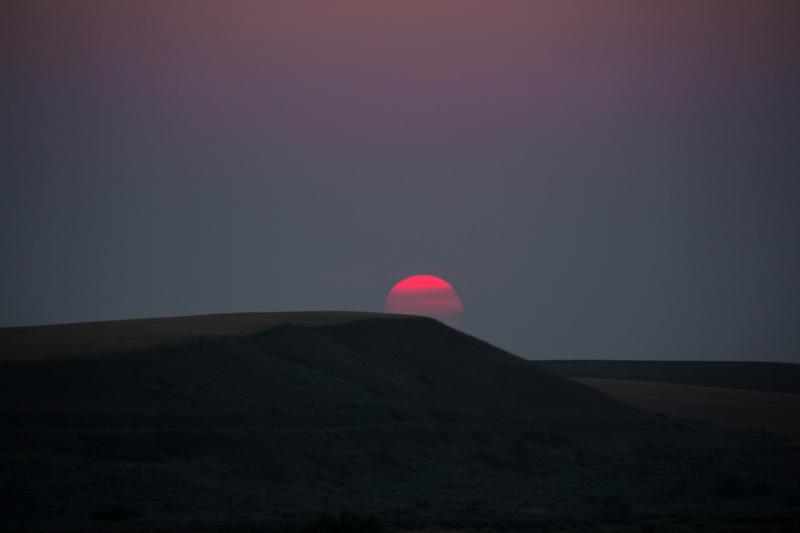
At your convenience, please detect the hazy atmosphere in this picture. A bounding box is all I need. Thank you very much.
[3,0,799,361]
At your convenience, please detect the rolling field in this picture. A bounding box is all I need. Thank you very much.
[2,315,799,531]
[539,360,800,394]
[576,378,800,439]
[539,360,800,439]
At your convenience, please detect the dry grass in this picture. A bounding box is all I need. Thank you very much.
[578,377,800,438]
[0,311,399,361]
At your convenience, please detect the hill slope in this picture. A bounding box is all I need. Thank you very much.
[0,311,391,361]
[1,314,798,531]
[0,313,629,428]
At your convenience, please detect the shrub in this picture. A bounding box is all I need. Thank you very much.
[601,494,631,520]
[154,429,195,458]
[669,477,687,498]
[715,474,744,499]
[753,480,772,497]
[417,374,437,387]
[90,503,143,522]
[300,511,384,533]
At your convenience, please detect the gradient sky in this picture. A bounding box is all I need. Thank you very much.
[2,1,799,361]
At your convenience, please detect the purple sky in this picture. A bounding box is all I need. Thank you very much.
[3,1,799,361]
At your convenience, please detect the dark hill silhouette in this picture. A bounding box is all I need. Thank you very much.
[0,311,391,361]
[0,313,629,428]
[1,313,798,531]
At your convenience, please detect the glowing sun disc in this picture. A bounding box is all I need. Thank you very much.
[384,274,463,327]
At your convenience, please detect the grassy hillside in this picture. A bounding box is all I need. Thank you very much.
[0,314,628,427]
[0,311,392,361]
[538,360,800,394]
[1,314,799,531]
[576,378,800,439]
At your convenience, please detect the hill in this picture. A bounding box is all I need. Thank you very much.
[0,313,628,427]
[0,311,391,361]
[1,314,799,531]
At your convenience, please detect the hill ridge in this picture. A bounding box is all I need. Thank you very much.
[0,313,635,430]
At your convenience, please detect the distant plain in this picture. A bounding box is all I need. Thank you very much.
[540,360,800,439]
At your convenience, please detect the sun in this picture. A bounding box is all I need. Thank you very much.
[384,274,463,328]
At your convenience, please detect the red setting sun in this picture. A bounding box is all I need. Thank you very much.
[384,274,463,328]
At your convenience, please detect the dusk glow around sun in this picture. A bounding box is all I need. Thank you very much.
[384,275,463,328]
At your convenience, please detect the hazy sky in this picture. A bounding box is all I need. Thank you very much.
[3,1,799,361]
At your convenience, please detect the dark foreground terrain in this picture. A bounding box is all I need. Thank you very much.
[2,313,799,532]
